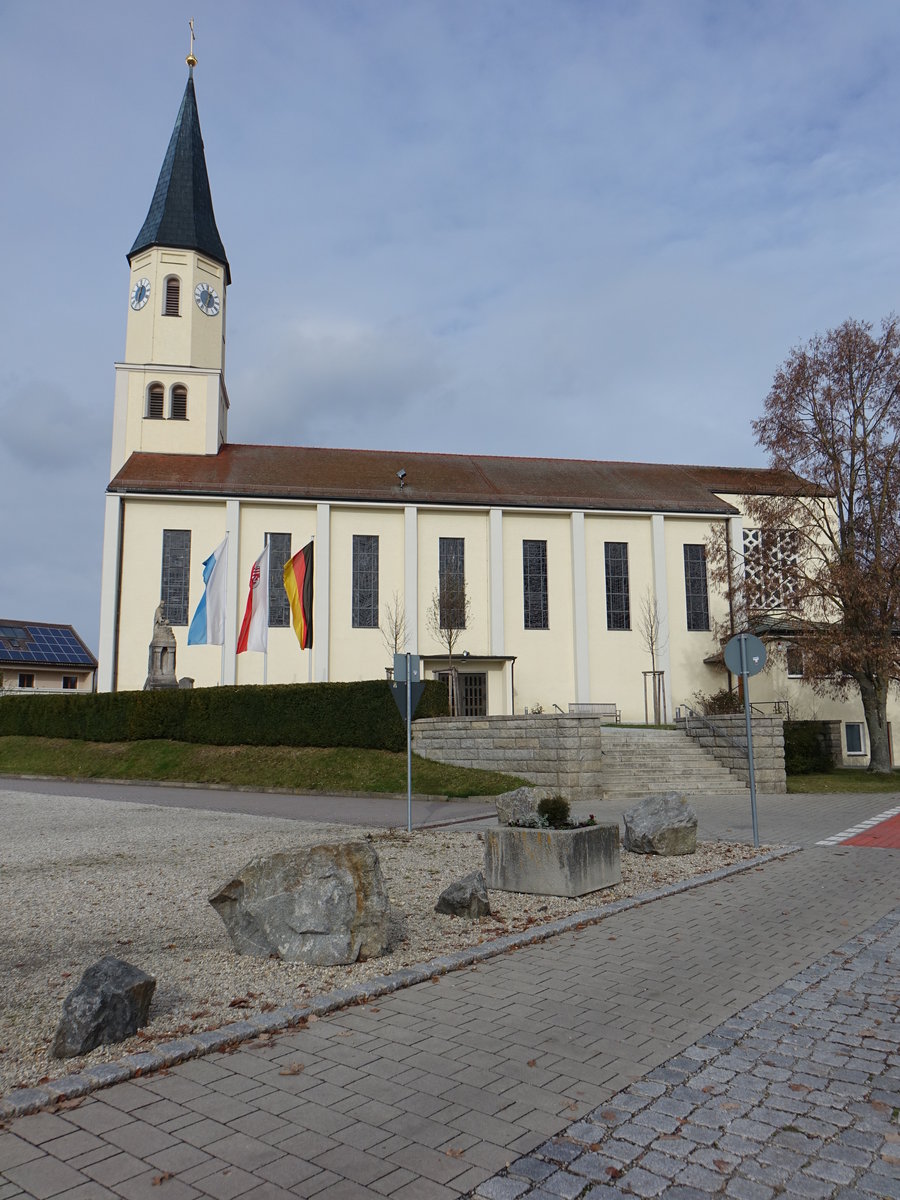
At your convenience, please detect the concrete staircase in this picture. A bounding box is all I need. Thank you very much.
[599,726,748,796]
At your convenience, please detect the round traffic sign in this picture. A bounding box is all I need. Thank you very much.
[724,633,767,677]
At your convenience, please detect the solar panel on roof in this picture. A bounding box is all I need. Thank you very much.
[0,623,95,666]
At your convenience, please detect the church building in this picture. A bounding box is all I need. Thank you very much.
[97,61,892,764]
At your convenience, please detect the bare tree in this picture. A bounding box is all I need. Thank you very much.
[426,577,472,716]
[638,589,668,723]
[713,315,900,772]
[380,590,408,659]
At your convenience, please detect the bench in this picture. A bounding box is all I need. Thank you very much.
[568,702,621,723]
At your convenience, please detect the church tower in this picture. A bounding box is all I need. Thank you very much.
[109,54,231,477]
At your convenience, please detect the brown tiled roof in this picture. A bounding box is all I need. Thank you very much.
[108,444,817,514]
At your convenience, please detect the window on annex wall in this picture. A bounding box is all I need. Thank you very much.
[164,276,180,316]
[352,535,379,629]
[170,385,188,420]
[266,533,291,627]
[845,722,866,755]
[146,383,164,419]
[684,544,710,631]
[604,542,631,631]
[522,540,548,629]
[62,676,78,690]
[439,537,466,629]
[160,529,191,626]
[18,673,34,689]
[785,645,804,678]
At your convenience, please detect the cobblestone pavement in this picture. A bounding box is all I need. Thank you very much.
[0,798,897,1200]
[473,908,900,1200]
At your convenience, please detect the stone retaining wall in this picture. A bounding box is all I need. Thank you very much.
[411,716,605,802]
[676,713,786,793]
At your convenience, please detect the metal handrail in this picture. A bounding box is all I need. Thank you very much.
[677,706,748,754]
[750,699,791,719]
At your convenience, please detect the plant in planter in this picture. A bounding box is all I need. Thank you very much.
[509,796,597,831]
[484,798,620,898]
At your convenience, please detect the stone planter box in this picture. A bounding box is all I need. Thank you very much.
[483,824,621,898]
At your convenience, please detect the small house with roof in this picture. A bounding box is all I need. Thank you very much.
[0,621,97,694]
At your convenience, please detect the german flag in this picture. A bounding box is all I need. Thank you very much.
[283,541,313,649]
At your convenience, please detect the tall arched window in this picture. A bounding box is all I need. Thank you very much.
[147,383,164,419]
[164,276,180,316]
[170,385,188,420]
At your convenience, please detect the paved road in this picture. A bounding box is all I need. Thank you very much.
[4,774,897,845]
[0,788,897,1199]
[0,776,495,829]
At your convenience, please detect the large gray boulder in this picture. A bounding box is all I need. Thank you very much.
[623,792,698,856]
[435,871,491,918]
[209,841,393,966]
[51,956,156,1059]
[495,786,557,826]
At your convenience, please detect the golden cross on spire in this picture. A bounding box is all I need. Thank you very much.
[186,17,197,68]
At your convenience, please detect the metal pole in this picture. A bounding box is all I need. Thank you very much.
[739,634,760,847]
[406,652,412,834]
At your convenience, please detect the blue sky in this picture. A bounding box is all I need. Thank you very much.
[3,0,900,651]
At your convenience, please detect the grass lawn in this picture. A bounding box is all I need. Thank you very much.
[0,736,527,797]
[787,768,900,793]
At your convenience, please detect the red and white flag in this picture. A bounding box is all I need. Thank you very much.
[237,543,270,654]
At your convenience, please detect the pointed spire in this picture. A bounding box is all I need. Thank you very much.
[129,72,231,284]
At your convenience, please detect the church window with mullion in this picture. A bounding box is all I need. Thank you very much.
[160,529,191,626]
[522,540,549,629]
[266,533,291,627]
[438,537,466,629]
[604,542,631,630]
[684,544,710,631]
[352,535,379,629]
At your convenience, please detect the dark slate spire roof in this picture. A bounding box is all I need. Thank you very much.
[128,71,231,283]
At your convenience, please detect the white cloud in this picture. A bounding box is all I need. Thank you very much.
[232,318,452,448]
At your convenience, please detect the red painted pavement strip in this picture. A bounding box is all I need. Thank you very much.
[842,811,900,847]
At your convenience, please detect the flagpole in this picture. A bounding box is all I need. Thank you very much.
[263,650,268,686]
[220,643,225,687]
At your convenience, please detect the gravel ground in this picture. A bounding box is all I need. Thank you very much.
[0,789,769,1097]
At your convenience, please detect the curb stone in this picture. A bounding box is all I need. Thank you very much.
[0,845,799,1120]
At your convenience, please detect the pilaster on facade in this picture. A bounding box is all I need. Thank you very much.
[97,494,124,692]
[223,500,240,685]
[729,511,748,628]
[404,505,418,653]
[314,504,331,682]
[650,513,673,719]
[489,508,505,655]
[571,511,590,703]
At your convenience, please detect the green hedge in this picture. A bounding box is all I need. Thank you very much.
[783,720,836,775]
[0,680,449,751]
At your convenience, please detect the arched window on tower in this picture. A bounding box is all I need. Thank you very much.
[164,276,180,316]
[146,383,164,420]
[170,385,188,420]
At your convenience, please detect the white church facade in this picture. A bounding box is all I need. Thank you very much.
[97,65,894,764]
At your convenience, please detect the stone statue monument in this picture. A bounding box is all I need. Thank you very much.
[144,604,192,690]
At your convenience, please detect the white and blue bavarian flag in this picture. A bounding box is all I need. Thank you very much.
[187,536,228,645]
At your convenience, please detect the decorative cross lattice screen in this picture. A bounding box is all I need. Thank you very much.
[743,529,799,610]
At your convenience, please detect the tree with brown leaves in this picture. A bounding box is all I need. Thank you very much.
[740,315,900,772]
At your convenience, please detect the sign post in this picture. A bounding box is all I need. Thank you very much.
[724,633,767,848]
[391,654,424,833]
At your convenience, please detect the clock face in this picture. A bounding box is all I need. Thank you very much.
[130,278,151,310]
[194,282,221,316]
